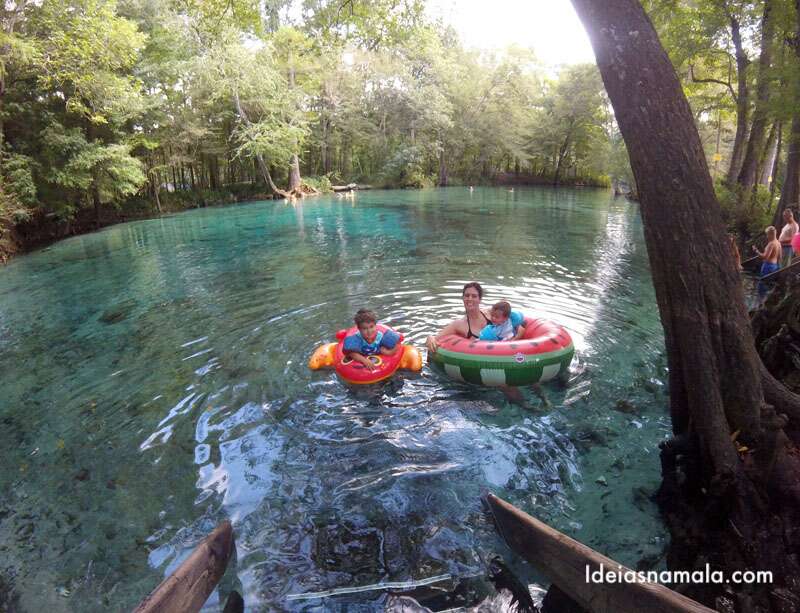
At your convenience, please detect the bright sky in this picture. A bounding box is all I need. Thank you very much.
[426,0,595,67]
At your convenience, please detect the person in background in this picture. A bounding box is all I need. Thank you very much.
[729,234,742,271]
[753,226,781,300]
[778,209,798,268]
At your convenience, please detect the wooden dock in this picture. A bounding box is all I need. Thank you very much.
[485,494,714,613]
[133,521,235,613]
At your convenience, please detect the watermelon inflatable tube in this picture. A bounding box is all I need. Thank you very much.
[429,316,573,386]
[308,324,422,384]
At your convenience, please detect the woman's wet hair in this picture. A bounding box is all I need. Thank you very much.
[462,282,483,298]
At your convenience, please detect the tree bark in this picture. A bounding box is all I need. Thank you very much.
[553,129,572,186]
[759,122,779,186]
[232,89,284,196]
[773,1,800,225]
[439,143,448,186]
[737,0,776,191]
[725,12,750,186]
[570,0,762,478]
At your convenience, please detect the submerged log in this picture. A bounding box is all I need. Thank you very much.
[133,521,234,613]
[485,494,713,613]
[332,183,359,192]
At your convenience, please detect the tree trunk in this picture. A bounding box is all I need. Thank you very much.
[775,110,800,224]
[726,14,750,186]
[288,154,301,192]
[286,58,302,195]
[321,114,331,175]
[736,0,776,192]
[439,143,448,186]
[232,89,284,196]
[770,122,782,203]
[570,0,759,485]
[571,0,800,608]
[553,132,572,186]
[759,122,779,186]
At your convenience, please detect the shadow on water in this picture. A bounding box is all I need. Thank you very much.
[0,187,670,611]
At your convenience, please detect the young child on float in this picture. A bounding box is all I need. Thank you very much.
[479,300,526,341]
[343,308,400,370]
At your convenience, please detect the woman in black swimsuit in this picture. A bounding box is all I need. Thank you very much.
[425,281,492,353]
[426,281,546,407]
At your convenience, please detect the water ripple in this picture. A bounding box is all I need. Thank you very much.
[0,187,671,611]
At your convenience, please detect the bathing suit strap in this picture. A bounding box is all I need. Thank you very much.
[467,312,492,339]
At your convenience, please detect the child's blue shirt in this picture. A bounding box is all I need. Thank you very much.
[343,329,400,355]
[478,311,524,341]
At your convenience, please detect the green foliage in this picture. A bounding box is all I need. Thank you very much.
[301,175,333,192]
[34,0,146,124]
[2,154,38,210]
[1,0,628,249]
[379,145,434,188]
[41,123,145,209]
[715,181,775,237]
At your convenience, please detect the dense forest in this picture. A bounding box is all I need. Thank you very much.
[0,0,630,259]
[647,0,800,235]
[3,0,800,259]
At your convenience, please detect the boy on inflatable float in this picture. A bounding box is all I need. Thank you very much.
[344,308,400,369]
[308,308,422,384]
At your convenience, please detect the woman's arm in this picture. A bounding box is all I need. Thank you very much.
[512,324,526,340]
[426,319,462,353]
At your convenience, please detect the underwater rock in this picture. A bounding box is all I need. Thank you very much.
[632,486,652,512]
[313,522,382,575]
[573,428,609,453]
[595,476,608,487]
[635,551,662,571]
[74,468,90,481]
[614,399,637,414]
[99,300,136,324]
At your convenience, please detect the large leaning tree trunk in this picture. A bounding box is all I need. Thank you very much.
[571,0,800,608]
[571,0,761,477]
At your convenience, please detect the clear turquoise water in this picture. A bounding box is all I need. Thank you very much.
[0,187,670,611]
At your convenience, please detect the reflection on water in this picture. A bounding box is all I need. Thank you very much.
[0,187,669,611]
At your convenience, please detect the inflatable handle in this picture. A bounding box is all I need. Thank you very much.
[308,343,337,369]
[335,329,348,341]
[399,345,422,372]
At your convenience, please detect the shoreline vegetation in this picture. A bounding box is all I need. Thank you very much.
[0,0,629,268]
